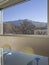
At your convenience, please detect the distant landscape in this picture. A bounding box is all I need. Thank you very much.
[3,19,47,35]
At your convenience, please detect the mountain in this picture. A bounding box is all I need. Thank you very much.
[3,19,47,34]
[4,19,47,28]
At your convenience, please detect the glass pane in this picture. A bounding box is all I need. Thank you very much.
[3,0,47,35]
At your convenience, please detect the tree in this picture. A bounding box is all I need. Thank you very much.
[20,19,35,34]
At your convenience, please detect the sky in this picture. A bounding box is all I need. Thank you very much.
[3,0,47,23]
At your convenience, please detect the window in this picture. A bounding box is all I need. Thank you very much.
[2,0,47,35]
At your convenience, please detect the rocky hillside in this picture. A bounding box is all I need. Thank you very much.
[3,19,47,35]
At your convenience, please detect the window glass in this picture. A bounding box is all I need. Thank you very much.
[3,0,47,35]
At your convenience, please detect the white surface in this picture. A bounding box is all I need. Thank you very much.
[7,52,12,55]
[0,11,3,34]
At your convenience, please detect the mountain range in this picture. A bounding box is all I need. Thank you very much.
[4,19,47,28]
[3,19,47,34]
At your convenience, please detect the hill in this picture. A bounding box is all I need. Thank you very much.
[3,19,47,35]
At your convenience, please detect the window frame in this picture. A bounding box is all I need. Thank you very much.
[0,0,48,37]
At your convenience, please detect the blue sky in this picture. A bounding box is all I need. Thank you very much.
[3,0,47,23]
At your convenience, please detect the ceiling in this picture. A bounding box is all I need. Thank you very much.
[0,0,28,10]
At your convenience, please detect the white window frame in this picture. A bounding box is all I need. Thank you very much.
[0,10,3,35]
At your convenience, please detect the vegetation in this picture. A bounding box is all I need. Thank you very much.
[3,19,47,35]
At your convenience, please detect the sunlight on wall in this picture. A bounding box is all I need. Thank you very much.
[2,44,11,49]
[20,47,35,54]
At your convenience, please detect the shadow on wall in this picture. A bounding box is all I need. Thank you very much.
[20,46,35,54]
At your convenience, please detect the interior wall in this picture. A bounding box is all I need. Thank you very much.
[0,36,49,57]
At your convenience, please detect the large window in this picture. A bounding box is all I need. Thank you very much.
[3,0,47,35]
